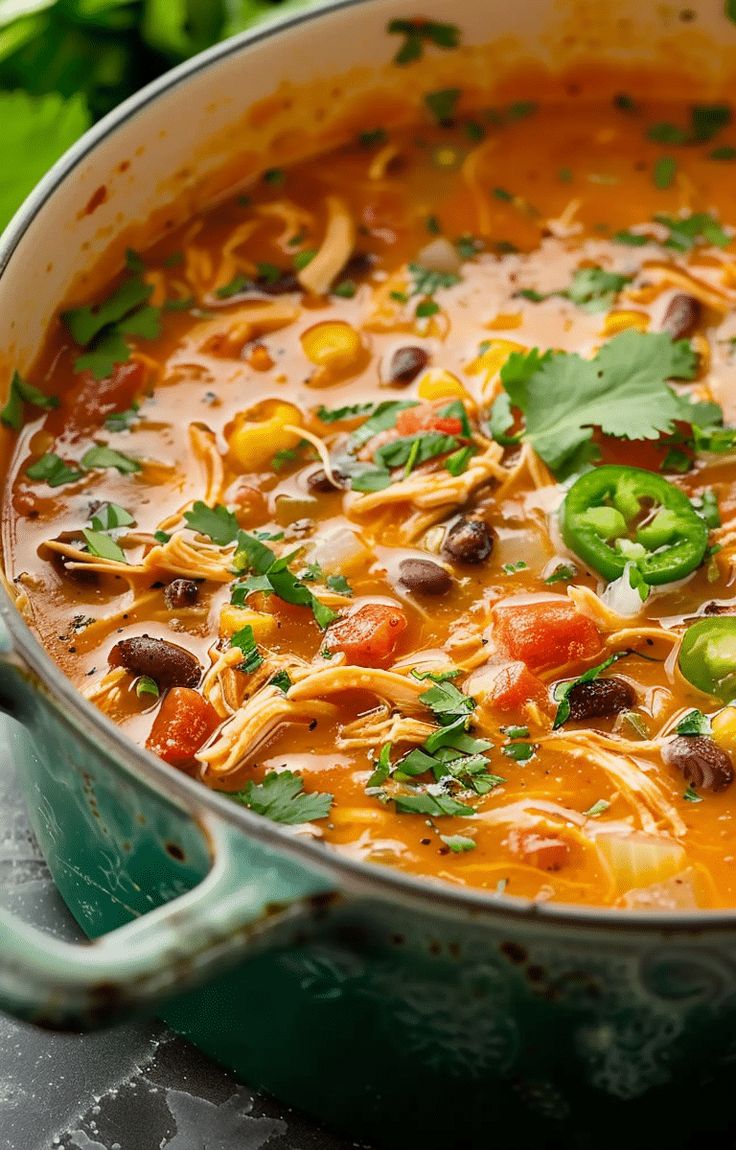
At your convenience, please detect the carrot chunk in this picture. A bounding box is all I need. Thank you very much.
[492,600,601,672]
[146,687,219,768]
[57,359,146,437]
[324,603,408,668]
[486,660,548,713]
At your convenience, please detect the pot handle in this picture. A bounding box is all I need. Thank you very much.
[0,613,334,1030]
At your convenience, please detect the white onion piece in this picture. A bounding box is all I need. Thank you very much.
[599,564,644,619]
[621,868,701,910]
[415,237,463,276]
[596,832,686,893]
[309,526,368,573]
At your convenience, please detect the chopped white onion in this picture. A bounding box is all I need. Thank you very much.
[596,832,686,893]
[310,526,368,573]
[599,563,644,619]
[415,237,463,276]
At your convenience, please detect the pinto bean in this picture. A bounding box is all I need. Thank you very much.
[662,735,734,793]
[387,346,430,385]
[398,557,453,596]
[442,517,494,564]
[307,466,348,493]
[661,293,702,340]
[164,579,200,610]
[567,676,636,721]
[109,635,202,690]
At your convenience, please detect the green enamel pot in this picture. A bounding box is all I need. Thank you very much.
[3,2,736,1146]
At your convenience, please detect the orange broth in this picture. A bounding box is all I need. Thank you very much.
[6,76,736,908]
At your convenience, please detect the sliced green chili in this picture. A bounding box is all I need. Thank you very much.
[561,465,708,585]
[679,617,736,702]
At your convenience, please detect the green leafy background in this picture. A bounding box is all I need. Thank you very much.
[0,0,312,231]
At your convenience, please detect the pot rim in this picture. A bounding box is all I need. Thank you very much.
[1,0,733,935]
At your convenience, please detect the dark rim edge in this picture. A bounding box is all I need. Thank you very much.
[0,0,734,935]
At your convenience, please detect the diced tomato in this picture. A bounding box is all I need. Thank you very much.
[146,687,219,769]
[395,402,463,438]
[509,830,570,871]
[324,602,408,668]
[486,660,548,713]
[492,599,601,672]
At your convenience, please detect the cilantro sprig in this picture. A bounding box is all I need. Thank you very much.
[229,770,332,825]
[499,330,702,476]
[231,533,337,630]
[62,258,161,380]
[387,18,460,65]
[0,371,58,432]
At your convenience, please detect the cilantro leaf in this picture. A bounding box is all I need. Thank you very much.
[316,401,376,423]
[420,680,475,724]
[25,452,82,487]
[655,211,730,251]
[440,834,476,852]
[230,770,333,824]
[233,532,337,630]
[388,18,460,65]
[0,371,58,431]
[230,624,263,674]
[565,267,632,312]
[63,277,152,347]
[408,263,460,297]
[184,502,239,546]
[326,574,352,596]
[502,330,701,476]
[392,793,475,817]
[89,503,135,532]
[81,528,127,564]
[346,401,418,450]
[675,709,711,736]
[424,87,460,125]
[81,445,141,473]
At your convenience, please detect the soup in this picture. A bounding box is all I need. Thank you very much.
[5,69,736,909]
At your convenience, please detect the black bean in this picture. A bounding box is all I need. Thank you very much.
[258,271,301,295]
[442,517,494,565]
[109,635,201,690]
[164,579,200,610]
[341,252,376,279]
[307,467,348,494]
[387,346,430,385]
[661,293,702,341]
[567,676,636,721]
[662,735,734,793]
[398,557,453,596]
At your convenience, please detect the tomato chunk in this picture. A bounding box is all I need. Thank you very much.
[324,603,408,668]
[486,660,548,713]
[54,360,146,438]
[146,687,219,768]
[510,830,570,872]
[492,600,601,672]
[395,402,463,438]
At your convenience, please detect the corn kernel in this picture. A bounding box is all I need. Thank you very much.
[465,339,524,392]
[711,707,736,754]
[228,399,302,472]
[417,369,468,401]
[485,312,523,331]
[248,343,274,371]
[301,321,365,373]
[600,310,649,336]
[219,605,278,642]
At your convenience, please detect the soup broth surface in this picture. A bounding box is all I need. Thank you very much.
[7,75,736,908]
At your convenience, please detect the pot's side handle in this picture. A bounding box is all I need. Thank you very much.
[0,613,334,1031]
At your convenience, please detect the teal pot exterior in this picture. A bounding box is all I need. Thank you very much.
[4,1,736,1146]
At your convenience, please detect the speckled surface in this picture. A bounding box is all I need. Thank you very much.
[0,721,353,1150]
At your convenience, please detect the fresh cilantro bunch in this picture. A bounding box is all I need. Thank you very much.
[0,0,313,231]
